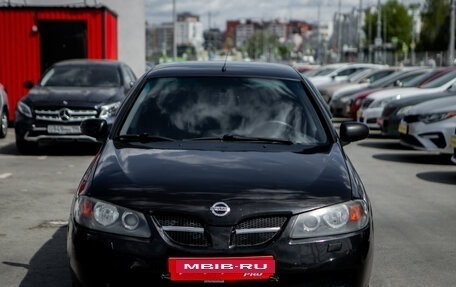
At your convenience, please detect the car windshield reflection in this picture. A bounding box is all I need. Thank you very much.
[119,77,328,145]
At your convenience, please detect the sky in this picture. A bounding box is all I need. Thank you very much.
[145,0,425,30]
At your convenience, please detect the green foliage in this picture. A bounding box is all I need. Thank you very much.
[418,0,451,51]
[363,0,413,46]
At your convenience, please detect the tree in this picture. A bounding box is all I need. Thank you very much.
[418,0,451,51]
[363,0,413,46]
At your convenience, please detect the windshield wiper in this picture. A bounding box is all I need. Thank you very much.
[188,134,293,145]
[114,133,175,142]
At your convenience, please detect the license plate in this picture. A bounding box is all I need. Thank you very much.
[398,123,408,134]
[356,109,362,121]
[451,135,456,148]
[168,256,275,282]
[47,125,81,134]
[346,105,351,114]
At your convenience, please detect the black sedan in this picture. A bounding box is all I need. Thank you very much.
[67,61,372,287]
[14,59,137,153]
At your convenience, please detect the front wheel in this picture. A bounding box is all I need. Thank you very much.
[0,109,8,138]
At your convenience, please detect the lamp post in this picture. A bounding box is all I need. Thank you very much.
[448,0,455,66]
[173,0,177,61]
[374,0,382,64]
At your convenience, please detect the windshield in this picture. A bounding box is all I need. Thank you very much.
[119,77,328,145]
[41,65,122,87]
[419,70,456,89]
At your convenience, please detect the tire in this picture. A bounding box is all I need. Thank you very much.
[15,138,38,154]
[0,109,7,138]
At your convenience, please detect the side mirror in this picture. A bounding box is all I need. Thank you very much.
[339,121,369,145]
[23,81,34,89]
[80,119,109,142]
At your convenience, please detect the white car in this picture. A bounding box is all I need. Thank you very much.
[451,128,456,163]
[309,63,386,90]
[358,70,456,129]
[398,96,456,154]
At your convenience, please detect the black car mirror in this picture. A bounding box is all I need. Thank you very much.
[339,121,369,145]
[80,119,109,142]
[23,81,34,89]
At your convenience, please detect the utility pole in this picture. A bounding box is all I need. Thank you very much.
[374,0,382,63]
[173,0,177,61]
[358,0,363,61]
[337,0,342,62]
[448,0,455,65]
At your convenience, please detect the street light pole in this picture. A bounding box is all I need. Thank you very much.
[173,0,177,61]
[448,0,455,65]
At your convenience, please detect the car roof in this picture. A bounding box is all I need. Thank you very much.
[53,59,123,67]
[147,61,302,80]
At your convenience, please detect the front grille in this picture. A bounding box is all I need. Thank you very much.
[232,216,287,247]
[35,108,97,123]
[153,214,288,248]
[153,215,209,247]
[400,134,424,148]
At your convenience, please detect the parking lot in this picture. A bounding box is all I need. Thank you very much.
[0,124,455,287]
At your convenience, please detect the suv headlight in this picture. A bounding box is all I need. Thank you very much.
[74,196,151,238]
[17,101,32,118]
[290,200,369,239]
[99,101,121,119]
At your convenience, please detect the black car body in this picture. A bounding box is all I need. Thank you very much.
[380,87,456,138]
[14,59,137,153]
[67,61,373,287]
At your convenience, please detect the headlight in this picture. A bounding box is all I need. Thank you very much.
[74,196,151,238]
[17,101,32,118]
[420,112,456,124]
[99,101,121,119]
[290,200,369,239]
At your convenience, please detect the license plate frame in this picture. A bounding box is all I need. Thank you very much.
[168,256,275,282]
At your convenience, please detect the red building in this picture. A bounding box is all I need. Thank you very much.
[0,5,118,121]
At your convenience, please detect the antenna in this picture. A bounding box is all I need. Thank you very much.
[221,49,230,72]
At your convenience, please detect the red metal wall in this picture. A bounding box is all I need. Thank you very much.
[0,6,118,121]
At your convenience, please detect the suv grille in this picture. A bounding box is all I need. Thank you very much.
[35,108,97,123]
[152,214,287,248]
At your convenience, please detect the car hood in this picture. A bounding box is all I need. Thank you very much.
[408,96,456,115]
[87,141,354,224]
[24,86,123,106]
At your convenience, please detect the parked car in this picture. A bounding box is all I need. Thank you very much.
[0,83,9,138]
[358,69,456,130]
[333,67,430,118]
[67,61,373,287]
[379,86,456,138]
[14,59,137,153]
[309,63,385,97]
[451,128,456,164]
[320,67,396,105]
[399,96,456,154]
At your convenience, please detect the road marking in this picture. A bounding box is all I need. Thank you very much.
[0,173,12,179]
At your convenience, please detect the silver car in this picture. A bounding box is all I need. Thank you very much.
[0,83,9,138]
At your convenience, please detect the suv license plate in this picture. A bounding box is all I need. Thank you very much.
[47,125,81,134]
[168,256,275,282]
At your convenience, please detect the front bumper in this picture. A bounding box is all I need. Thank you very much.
[67,219,373,287]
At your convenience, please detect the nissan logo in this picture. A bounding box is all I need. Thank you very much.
[210,202,231,217]
[59,108,71,121]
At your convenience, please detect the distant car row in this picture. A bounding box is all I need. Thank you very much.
[300,62,456,163]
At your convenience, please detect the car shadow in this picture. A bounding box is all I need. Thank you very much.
[0,142,100,156]
[2,226,71,287]
[372,153,454,165]
[416,171,456,185]
[359,140,410,150]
